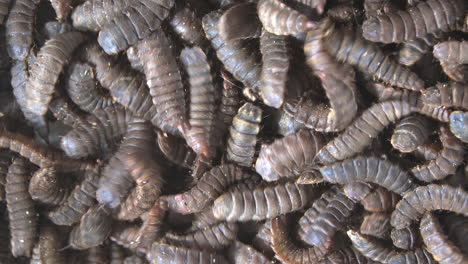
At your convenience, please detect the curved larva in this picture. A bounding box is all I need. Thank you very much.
[362,0,466,43]
[72,0,130,32]
[157,131,196,169]
[255,129,325,182]
[391,225,420,250]
[390,184,468,229]
[387,248,436,264]
[433,41,468,65]
[169,7,206,47]
[420,213,468,264]
[421,82,468,110]
[317,156,416,195]
[323,246,371,264]
[29,166,69,206]
[315,101,415,164]
[347,230,396,263]
[344,182,399,212]
[398,31,446,66]
[391,114,432,153]
[69,206,112,250]
[257,0,315,36]
[148,243,229,264]
[360,212,391,239]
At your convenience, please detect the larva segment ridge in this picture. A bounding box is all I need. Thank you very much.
[72,0,130,32]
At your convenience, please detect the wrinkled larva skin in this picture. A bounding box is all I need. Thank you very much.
[219,2,262,41]
[344,182,399,212]
[398,31,446,66]
[360,212,391,239]
[69,206,112,250]
[72,0,130,32]
[36,224,66,264]
[148,243,229,264]
[323,246,372,264]
[347,230,396,263]
[169,7,206,47]
[227,241,272,264]
[49,0,74,22]
[157,131,196,169]
[29,166,70,206]
[421,82,468,110]
[391,114,432,153]
[391,225,420,250]
[433,41,468,65]
[387,248,436,264]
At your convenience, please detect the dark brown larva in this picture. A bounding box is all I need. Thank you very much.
[327,4,360,23]
[391,114,432,153]
[362,0,466,43]
[449,111,468,143]
[410,126,464,182]
[219,2,262,41]
[421,82,468,110]
[48,168,100,226]
[420,212,468,264]
[181,46,218,159]
[255,129,325,182]
[391,184,468,230]
[298,186,355,247]
[433,41,468,65]
[317,156,416,195]
[202,10,261,94]
[69,206,112,250]
[5,0,41,60]
[50,0,74,22]
[226,102,262,167]
[271,216,329,264]
[257,0,315,36]
[219,71,241,128]
[323,246,372,264]
[398,31,446,66]
[387,248,436,264]
[0,152,12,201]
[227,241,272,264]
[28,166,70,206]
[135,31,187,135]
[440,63,468,83]
[48,96,88,128]
[157,130,196,169]
[148,243,229,264]
[360,212,391,239]
[6,157,36,257]
[87,245,109,264]
[363,0,397,18]
[252,219,275,257]
[72,0,129,31]
[259,30,289,108]
[366,82,419,104]
[347,230,396,263]
[97,0,175,54]
[212,182,313,221]
[391,225,420,250]
[344,182,399,212]
[36,224,66,264]
[66,62,115,113]
[0,0,11,24]
[315,101,415,164]
[414,142,441,161]
[169,7,206,46]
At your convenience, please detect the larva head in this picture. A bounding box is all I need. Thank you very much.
[362,17,381,42]
[296,169,323,184]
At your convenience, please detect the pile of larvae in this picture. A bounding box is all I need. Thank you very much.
[0,0,466,263]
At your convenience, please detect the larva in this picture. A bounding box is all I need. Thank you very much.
[202,10,261,94]
[391,114,432,153]
[212,182,313,222]
[364,0,397,18]
[219,71,241,128]
[163,221,238,251]
[219,2,262,41]
[0,212,16,262]
[347,230,396,263]
[344,182,399,212]
[71,0,129,31]
[66,62,115,113]
[433,41,468,65]
[147,243,229,264]
[275,109,305,136]
[391,184,468,230]
[421,82,468,110]
[259,30,289,108]
[366,83,419,105]
[449,111,468,143]
[50,0,73,22]
[440,63,468,83]
[0,0,11,24]
[5,0,41,60]
[36,224,66,264]
[387,248,436,264]
[157,131,196,169]
[255,129,325,182]
[227,241,273,264]
[398,32,446,66]
[317,156,416,195]
[252,219,275,257]
[164,164,248,214]
[360,212,391,239]
[87,245,109,264]
[391,225,420,250]
[180,47,218,159]
[169,7,206,46]
[362,0,466,43]
[226,102,262,167]
[48,168,100,226]
[420,212,468,264]
[257,0,315,36]
[29,166,69,206]
[42,21,73,40]
[315,101,415,164]
[323,246,371,264]
[0,152,12,201]
[271,216,329,264]
[135,31,187,135]
[97,0,175,54]
[97,153,133,208]
[410,126,464,182]
[6,157,36,257]
[48,96,88,128]
[69,206,112,250]
[327,4,360,23]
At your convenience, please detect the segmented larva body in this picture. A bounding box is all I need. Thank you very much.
[219,71,241,127]
[259,30,289,108]
[72,0,129,31]
[410,126,464,182]
[36,224,66,264]
[255,129,325,182]
[415,143,443,162]
[271,216,329,264]
[42,21,73,40]
[366,83,419,105]
[25,32,86,116]
[48,168,100,226]
[6,157,36,257]
[136,31,187,135]
[433,41,468,65]
[0,152,12,201]
[97,154,132,209]
[50,0,73,22]
[398,31,446,66]
[391,225,420,250]
[291,0,326,14]
[327,4,360,23]
[87,245,109,264]
[148,243,229,264]
[364,0,397,18]
[5,0,41,60]
[226,102,262,167]
[66,62,115,113]
[169,7,206,46]
[322,22,423,91]
[157,131,196,169]
[213,182,312,221]
[360,213,391,239]
[29,166,69,206]
[181,47,218,158]
[203,10,261,93]
[323,246,372,264]
[0,0,11,24]
[347,230,396,263]
[440,62,468,83]
[164,221,238,251]
[252,219,274,257]
[420,213,468,264]
[298,187,355,247]
[449,111,468,143]
[257,0,315,36]
[391,114,432,153]
[48,96,87,128]
[219,2,262,41]
[387,248,436,264]
[422,82,468,110]
[317,157,416,195]
[228,241,272,264]
[315,101,415,164]
[344,182,399,212]
[69,206,112,250]
[362,0,466,43]
[391,184,468,230]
